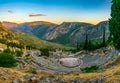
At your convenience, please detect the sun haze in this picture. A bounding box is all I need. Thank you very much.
[0,0,111,24]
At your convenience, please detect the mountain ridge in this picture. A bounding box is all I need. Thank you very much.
[2,21,109,47]
[0,22,69,49]
[2,21,18,29]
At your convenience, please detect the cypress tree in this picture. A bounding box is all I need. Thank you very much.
[84,34,88,50]
[109,0,120,49]
[102,27,106,47]
[76,41,79,51]
[88,40,92,50]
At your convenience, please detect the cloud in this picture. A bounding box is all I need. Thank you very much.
[7,10,14,13]
[29,13,46,17]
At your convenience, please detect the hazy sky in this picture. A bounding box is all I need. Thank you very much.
[0,0,111,24]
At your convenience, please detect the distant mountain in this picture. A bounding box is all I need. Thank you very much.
[2,21,18,29]
[13,32,68,49]
[28,21,54,26]
[87,21,109,42]
[0,22,68,49]
[45,22,94,46]
[46,21,109,46]
[10,21,57,37]
[7,21,109,47]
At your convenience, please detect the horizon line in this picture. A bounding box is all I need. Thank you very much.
[1,20,108,25]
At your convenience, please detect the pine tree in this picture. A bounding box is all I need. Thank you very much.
[76,42,79,51]
[102,27,106,47]
[109,0,120,49]
[84,34,88,50]
[88,40,92,50]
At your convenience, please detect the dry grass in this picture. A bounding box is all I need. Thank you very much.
[0,43,7,49]
[1,60,120,83]
[0,67,25,83]
[60,62,120,83]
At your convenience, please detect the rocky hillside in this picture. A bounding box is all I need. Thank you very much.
[1,22,120,83]
[1,64,120,83]
[0,22,8,32]
[9,21,57,36]
[0,22,69,50]
[13,32,68,49]
[0,47,120,83]
[4,21,109,47]
[0,22,14,41]
[48,21,109,47]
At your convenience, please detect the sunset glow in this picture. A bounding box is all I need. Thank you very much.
[0,0,111,24]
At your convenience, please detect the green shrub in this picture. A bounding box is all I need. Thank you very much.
[15,50,23,57]
[40,48,50,57]
[3,48,15,55]
[26,54,30,57]
[6,42,24,49]
[4,49,11,53]
[0,39,7,44]
[81,65,99,73]
[0,52,17,67]
[27,67,37,74]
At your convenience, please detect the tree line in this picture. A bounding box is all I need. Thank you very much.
[76,26,107,51]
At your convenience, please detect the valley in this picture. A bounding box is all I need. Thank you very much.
[2,21,109,47]
[1,0,120,83]
[0,21,120,83]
